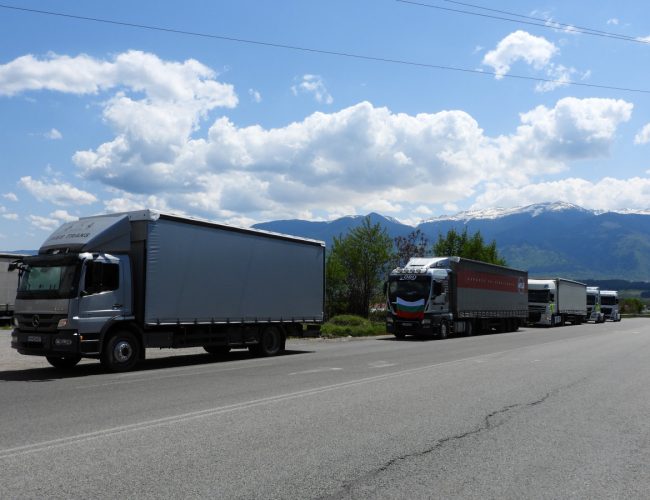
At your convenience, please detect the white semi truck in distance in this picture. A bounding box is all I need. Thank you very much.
[586,286,606,323]
[600,290,621,321]
[528,278,587,326]
[10,210,325,372]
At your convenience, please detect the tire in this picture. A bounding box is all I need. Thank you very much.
[250,326,283,357]
[439,321,448,340]
[204,345,231,356]
[394,330,406,339]
[101,330,140,372]
[46,354,81,370]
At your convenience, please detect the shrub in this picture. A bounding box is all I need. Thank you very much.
[321,315,386,337]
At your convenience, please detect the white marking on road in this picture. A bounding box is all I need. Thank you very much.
[288,367,343,375]
[0,345,553,461]
[75,358,283,389]
[368,361,396,368]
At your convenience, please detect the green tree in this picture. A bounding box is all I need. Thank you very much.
[394,229,430,267]
[433,227,506,265]
[326,217,394,317]
[620,297,644,314]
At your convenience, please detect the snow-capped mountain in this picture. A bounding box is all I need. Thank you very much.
[424,202,616,223]
[253,202,650,281]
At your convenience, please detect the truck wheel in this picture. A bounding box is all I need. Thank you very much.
[251,326,282,357]
[394,331,406,339]
[465,321,473,337]
[46,355,81,370]
[204,346,231,356]
[101,330,140,372]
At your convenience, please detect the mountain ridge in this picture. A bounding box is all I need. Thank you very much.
[253,202,650,281]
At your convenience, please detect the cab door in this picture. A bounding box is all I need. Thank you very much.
[77,255,129,335]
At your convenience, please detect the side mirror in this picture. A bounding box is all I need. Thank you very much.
[8,260,21,271]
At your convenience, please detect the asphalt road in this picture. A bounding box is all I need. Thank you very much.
[1,319,649,499]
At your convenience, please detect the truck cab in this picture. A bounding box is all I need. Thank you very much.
[600,290,621,321]
[11,252,132,369]
[528,279,560,326]
[586,286,605,323]
[385,261,452,339]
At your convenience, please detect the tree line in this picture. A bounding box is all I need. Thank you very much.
[325,217,506,318]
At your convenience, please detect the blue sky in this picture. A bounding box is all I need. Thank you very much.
[1,0,650,249]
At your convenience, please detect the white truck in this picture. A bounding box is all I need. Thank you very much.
[11,210,325,372]
[0,253,27,323]
[586,286,606,323]
[600,290,621,321]
[528,278,587,326]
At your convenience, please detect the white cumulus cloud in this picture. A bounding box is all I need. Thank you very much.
[44,128,62,140]
[473,177,650,212]
[19,176,97,206]
[482,31,558,79]
[634,123,650,145]
[291,74,333,104]
[74,96,632,221]
[28,215,61,231]
[248,89,262,103]
[1,51,635,222]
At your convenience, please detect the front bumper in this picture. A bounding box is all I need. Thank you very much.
[386,316,443,336]
[11,330,81,357]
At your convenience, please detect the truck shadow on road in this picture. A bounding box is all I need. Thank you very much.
[0,349,312,383]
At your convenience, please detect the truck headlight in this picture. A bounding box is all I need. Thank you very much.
[13,317,19,328]
[57,318,69,329]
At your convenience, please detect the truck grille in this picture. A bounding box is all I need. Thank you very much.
[14,313,67,333]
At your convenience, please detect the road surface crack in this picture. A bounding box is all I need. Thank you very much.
[323,390,555,499]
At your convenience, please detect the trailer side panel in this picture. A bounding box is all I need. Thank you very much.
[144,218,325,324]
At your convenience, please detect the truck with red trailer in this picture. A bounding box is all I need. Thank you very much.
[385,256,528,338]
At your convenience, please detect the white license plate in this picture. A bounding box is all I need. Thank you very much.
[401,322,412,327]
[27,336,42,343]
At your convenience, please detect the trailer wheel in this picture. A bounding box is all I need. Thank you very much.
[204,346,231,356]
[101,330,140,372]
[251,326,282,357]
[46,355,81,370]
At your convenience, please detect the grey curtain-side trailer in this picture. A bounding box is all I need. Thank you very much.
[386,256,528,338]
[11,210,325,371]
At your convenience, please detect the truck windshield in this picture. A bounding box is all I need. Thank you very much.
[587,295,596,305]
[601,296,617,305]
[528,289,550,303]
[388,276,431,302]
[17,263,80,299]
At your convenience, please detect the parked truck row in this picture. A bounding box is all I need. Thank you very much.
[4,210,624,370]
[384,257,621,339]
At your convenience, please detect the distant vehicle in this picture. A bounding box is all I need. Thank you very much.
[0,253,27,323]
[528,278,587,326]
[385,256,528,339]
[586,286,606,323]
[600,290,621,321]
[11,210,325,371]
